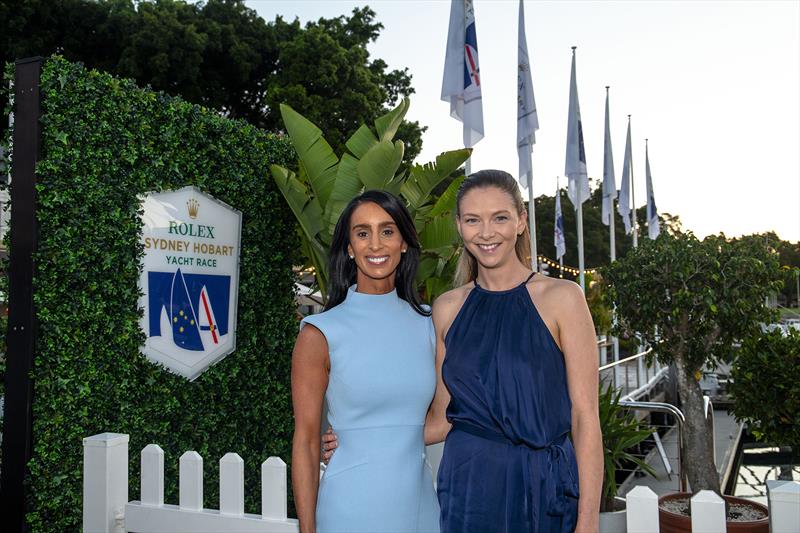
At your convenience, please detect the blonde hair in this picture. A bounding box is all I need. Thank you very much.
[454,170,532,286]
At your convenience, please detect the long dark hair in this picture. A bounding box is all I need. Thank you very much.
[454,169,532,286]
[326,190,429,316]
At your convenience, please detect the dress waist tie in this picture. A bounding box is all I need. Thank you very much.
[450,420,580,517]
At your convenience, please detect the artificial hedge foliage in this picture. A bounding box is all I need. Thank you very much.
[4,56,298,531]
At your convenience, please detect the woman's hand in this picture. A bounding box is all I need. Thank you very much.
[321,427,338,464]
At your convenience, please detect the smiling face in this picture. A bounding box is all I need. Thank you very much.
[457,186,527,270]
[347,201,407,290]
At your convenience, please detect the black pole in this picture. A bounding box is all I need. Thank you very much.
[1,56,43,532]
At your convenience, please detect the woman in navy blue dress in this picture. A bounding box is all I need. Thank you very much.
[423,170,603,532]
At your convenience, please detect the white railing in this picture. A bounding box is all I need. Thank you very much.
[598,338,665,401]
[83,432,800,533]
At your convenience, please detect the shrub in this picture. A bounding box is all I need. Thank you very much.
[4,56,298,530]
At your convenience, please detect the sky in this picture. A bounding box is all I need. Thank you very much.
[245,0,800,242]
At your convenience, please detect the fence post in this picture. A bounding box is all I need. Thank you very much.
[141,444,164,506]
[83,433,129,533]
[599,335,608,366]
[767,480,800,533]
[1,56,43,532]
[180,451,204,511]
[626,485,659,533]
[262,457,287,520]
[691,490,725,533]
[220,452,245,516]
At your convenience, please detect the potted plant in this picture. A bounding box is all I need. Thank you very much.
[598,384,656,533]
[603,232,781,532]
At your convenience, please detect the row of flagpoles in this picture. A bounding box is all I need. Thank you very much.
[441,0,662,291]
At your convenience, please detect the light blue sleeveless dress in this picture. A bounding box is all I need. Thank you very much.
[301,286,440,533]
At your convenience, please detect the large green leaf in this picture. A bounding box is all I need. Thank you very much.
[279,103,339,208]
[401,148,470,210]
[375,98,410,141]
[415,256,440,290]
[357,139,404,190]
[419,213,459,251]
[269,164,326,254]
[428,175,465,218]
[299,229,329,302]
[324,153,364,235]
[345,124,378,159]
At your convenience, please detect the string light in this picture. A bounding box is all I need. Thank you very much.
[535,255,598,277]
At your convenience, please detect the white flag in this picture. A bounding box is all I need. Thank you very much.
[565,48,589,207]
[645,141,660,239]
[602,89,617,226]
[442,0,484,148]
[617,118,633,234]
[555,183,566,260]
[517,0,538,187]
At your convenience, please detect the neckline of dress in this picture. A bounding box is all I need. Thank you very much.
[346,284,399,303]
[473,272,536,295]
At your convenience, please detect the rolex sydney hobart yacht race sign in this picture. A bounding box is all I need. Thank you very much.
[138,186,242,380]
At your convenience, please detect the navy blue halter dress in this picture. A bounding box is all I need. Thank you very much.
[437,273,580,533]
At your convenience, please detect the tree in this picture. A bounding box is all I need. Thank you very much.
[728,329,800,447]
[603,232,783,493]
[271,98,469,303]
[0,0,425,166]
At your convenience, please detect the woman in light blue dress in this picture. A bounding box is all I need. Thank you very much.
[291,190,440,533]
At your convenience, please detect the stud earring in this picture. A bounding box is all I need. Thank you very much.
[349,254,354,259]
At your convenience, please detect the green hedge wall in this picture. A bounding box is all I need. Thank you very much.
[5,56,298,531]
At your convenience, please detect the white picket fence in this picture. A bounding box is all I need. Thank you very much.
[83,433,299,532]
[83,432,800,533]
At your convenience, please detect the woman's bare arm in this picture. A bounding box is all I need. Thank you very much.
[424,292,463,445]
[291,325,329,533]
[556,282,603,533]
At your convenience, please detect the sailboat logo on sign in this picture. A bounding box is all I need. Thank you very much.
[147,269,231,353]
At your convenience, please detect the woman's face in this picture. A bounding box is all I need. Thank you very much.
[457,186,526,270]
[347,202,407,284]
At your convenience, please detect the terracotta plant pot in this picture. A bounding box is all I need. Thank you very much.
[658,492,769,533]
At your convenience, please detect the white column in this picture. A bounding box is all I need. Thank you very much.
[691,490,726,533]
[220,452,245,516]
[83,433,129,533]
[140,444,164,506]
[768,480,800,533]
[180,451,204,511]
[626,485,659,533]
[262,457,288,520]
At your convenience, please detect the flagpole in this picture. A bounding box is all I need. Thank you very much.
[527,160,538,271]
[577,188,585,291]
[575,46,585,291]
[629,115,638,249]
[604,88,619,364]
[606,88,617,264]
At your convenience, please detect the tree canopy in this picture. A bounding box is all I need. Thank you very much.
[0,0,425,164]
